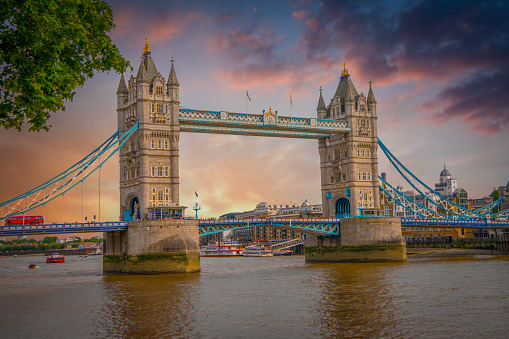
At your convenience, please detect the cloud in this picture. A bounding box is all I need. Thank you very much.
[292,10,307,20]
[111,5,201,47]
[297,0,509,133]
[422,67,509,134]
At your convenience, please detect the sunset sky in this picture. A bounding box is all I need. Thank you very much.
[1,0,508,223]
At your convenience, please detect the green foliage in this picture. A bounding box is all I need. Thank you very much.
[0,0,130,131]
[42,236,57,243]
[493,190,499,214]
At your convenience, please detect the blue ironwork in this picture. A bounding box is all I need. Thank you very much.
[0,122,139,221]
[378,139,508,219]
[0,221,128,236]
[197,218,341,237]
[335,198,350,218]
[179,108,350,139]
[402,218,509,228]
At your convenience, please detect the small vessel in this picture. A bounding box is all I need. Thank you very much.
[79,255,88,259]
[242,245,273,257]
[28,263,36,269]
[46,253,65,263]
[272,249,293,256]
[200,241,244,257]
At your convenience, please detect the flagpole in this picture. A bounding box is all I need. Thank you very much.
[290,93,293,120]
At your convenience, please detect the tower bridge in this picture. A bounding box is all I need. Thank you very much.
[2,41,508,273]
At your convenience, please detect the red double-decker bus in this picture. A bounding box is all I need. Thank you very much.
[5,216,44,226]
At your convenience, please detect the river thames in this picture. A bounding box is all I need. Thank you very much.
[1,254,508,338]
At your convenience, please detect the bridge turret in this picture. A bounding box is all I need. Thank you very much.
[116,74,128,134]
[316,86,327,120]
[367,80,377,117]
[318,63,380,218]
[118,41,186,222]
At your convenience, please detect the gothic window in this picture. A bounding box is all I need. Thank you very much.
[151,140,156,149]
[165,167,169,177]
[164,140,169,149]
[345,150,348,158]
[341,104,345,113]
[165,105,168,113]
[336,174,341,183]
[151,166,156,177]
[165,188,169,194]
[156,86,163,95]
[157,103,163,113]
[151,103,155,112]
[158,192,163,202]
[367,172,371,181]
[152,188,156,194]
[334,149,340,160]
[157,167,163,177]
[343,173,347,181]
[330,176,334,184]
[158,140,162,149]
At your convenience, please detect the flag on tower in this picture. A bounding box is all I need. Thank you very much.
[290,93,292,106]
[246,90,251,101]
[195,191,198,197]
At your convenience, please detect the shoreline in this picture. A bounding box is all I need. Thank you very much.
[406,248,507,256]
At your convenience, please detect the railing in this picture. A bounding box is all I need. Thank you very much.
[179,108,350,138]
[0,222,128,236]
[270,238,305,250]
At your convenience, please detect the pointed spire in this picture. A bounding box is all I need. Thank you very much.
[345,80,355,102]
[116,74,128,94]
[167,56,179,86]
[317,86,326,110]
[143,37,150,54]
[136,58,148,83]
[367,78,376,104]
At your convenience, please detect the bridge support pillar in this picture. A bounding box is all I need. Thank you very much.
[103,219,200,274]
[305,217,406,263]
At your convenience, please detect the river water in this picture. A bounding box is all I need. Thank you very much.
[1,254,508,338]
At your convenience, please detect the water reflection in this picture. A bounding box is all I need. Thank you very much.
[311,262,403,338]
[95,273,200,338]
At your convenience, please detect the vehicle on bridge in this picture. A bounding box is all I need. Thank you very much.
[5,215,43,226]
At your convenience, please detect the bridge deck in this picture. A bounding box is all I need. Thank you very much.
[1,218,507,237]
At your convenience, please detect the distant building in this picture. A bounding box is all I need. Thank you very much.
[228,200,322,243]
[435,165,458,198]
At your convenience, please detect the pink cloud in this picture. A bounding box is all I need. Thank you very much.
[292,10,307,20]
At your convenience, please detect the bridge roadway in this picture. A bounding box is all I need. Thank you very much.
[1,218,508,237]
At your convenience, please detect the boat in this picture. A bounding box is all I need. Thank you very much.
[242,245,273,257]
[272,249,293,256]
[200,241,244,257]
[28,263,36,269]
[79,255,88,259]
[46,253,65,263]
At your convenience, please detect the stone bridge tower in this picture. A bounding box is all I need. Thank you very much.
[116,40,184,221]
[318,64,380,218]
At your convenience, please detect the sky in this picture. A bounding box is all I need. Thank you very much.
[1,0,508,223]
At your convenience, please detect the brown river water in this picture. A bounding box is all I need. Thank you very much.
[1,254,508,338]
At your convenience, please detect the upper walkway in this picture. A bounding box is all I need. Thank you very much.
[179,108,350,139]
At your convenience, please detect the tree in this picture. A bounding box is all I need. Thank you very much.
[0,0,130,131]
[42,236,57,243]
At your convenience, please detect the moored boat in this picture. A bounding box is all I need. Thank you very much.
[46,253,65,263]
[272,249,293,256]
[242,245,273,257]
[200,241,244,257]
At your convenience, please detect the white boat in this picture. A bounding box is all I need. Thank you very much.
[200,241,244,257]
[242,245,273,257]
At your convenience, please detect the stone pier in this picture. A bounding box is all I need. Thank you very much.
[305,217,407,262]
[103,219,200,274]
